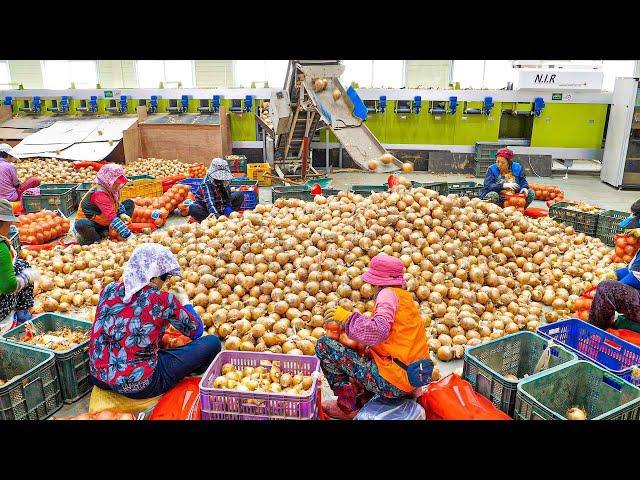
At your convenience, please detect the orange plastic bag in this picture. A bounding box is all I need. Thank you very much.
[417,373,511,420]
[149,377,202,420]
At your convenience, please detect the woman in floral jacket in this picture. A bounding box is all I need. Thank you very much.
[88,243,221,399]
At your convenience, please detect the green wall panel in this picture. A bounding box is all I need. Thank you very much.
[530,103,607,148]
[223,99,256,141]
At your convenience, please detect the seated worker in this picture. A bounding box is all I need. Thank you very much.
[188,158,244,222]
[74,164,135,245]
[89,243,221,399]
[317,254,432,419]
[480,148,535,208]
[0,143,41,202]
[0,199,40,332]
[588,199,640,330]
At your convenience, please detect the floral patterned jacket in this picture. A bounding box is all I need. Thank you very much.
[89,282,201,390]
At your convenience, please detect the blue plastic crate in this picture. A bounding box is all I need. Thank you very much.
[177,178,203,195]
[238,189,258,211]
[537,318,640,386]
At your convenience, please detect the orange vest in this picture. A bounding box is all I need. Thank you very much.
[76,186,119,227]
[370,288,430,392]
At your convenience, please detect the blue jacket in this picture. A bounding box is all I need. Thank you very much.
[480,162,529,199]
[616,249,640,290]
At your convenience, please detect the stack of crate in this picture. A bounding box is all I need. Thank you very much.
[474,142,501,177]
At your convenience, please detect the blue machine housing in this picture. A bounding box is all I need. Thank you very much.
[379,95,387,113]
[244,95,253,113]
[212,95,220,113]
[89,96,98,112]
[180,95,189,113]
[413,96,422,114]
[118,95,128,113]
[59,96,70,113]
[533,97,545,117]
[4,96,12,107]
[149,95,158,113]
[449,96,458,115]
[32,96,41,113]
[483,96,494,116]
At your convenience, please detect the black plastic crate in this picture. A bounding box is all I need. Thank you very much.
[0,340,62,420]
[549,201,601,236]
[447,181,483,198]
[596,209,630,246]
[2,314,92,403]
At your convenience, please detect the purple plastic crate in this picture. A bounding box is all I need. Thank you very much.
[199,351,320,420]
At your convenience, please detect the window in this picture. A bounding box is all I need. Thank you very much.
[452,60,485,89]
[43,60,97,89]
[601,61,635,91]
[341,60,373,88]
[233,60,287,88]
[342,61,405,88]
[136,60,194,88]
[0,61,10,86]
[483,60,516,89]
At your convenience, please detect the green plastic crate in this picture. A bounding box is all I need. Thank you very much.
[474,159,495,177]
[463,332,577,417]
[9,230,20,254]
[0,340,62,420]
[271,185,314,202]
[40,183,81,210]
[447,181,483,198]
[514,360,640,420]
[410,181,448,195]
[2,314,92,403]
[127,175,155,181]
[596,209,630,246]
[22,185,76,216]
[75,182,93,205]
[321,188,342,197]
[349,184,388,197]
[549,201,601,237]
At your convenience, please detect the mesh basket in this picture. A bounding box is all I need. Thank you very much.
[200,351,320,420]
[514,361,640,420]
[596,209,629,246]
[447,181,483,198]
[2,314,92,403]
[548,201,601,236]
[0,340,62,420]
[463,332,577,417]
[22,185,76,216]
[410,181,448,195]
[537,318,640,386]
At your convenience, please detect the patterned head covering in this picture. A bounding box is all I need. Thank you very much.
[122,244,181,302]
[95,164,128,193]
[206,158,233,182]
[496,148,514,161]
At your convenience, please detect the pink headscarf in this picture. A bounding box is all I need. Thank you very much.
[94,164,127,200]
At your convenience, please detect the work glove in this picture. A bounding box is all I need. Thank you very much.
[520,188,528,197]
[323,306,352,326]
[119,214,132,223]
[16,268,41,291]
[503,182,519,191]
[223,205,234,216]
[111,217,132,239]
[170,287,190,306]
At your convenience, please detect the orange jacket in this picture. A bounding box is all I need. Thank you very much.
[76,186,119,227]
[370,288,429,392]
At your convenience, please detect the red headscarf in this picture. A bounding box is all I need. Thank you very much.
[496,148,514,161]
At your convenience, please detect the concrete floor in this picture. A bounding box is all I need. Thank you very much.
[54,168,635,418]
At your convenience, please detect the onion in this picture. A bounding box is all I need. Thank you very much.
[565,407,587,420]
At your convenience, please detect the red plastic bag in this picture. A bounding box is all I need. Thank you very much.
[149,377,202,420]
[417,374,511,420]
[607,328,640,347]
[525,207,549,218]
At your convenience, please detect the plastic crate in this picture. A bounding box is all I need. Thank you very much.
[447,181,483,198]
[247,163,272,186]
[128,175,155,181]
[177,178,203,195]
[226,155,248,174]
[321,188,342,197]
[537,318,640,385]
[22,185,76,216]
[75,182,93,205]
[548,201,601,236]
[474,159,495,177]
[120,178,164,201]
[410,181,448,195]
[514,361,640,420]
[199,351,320,420]
[349,184,388,197]
[39,183,80,209]
[596,209,629,246]
[462,331,577,417]
[2,314,92,403]
[272,185,314,202]
[0,340,62,420]
[237,189,258,211]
